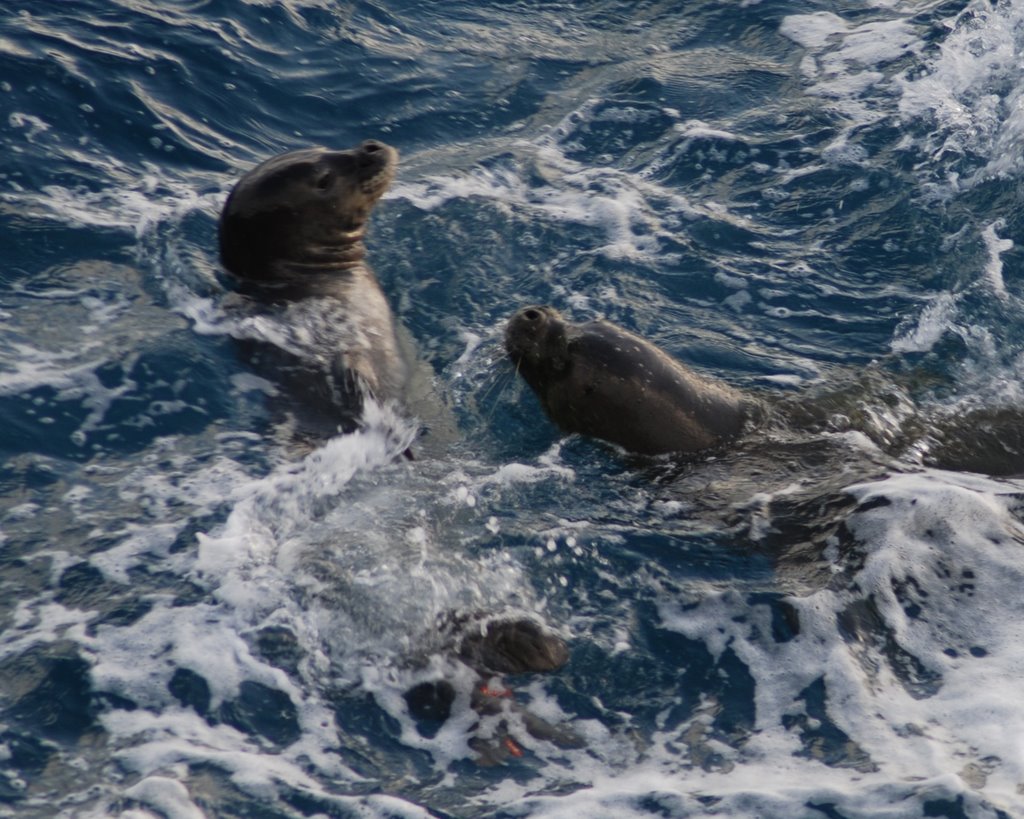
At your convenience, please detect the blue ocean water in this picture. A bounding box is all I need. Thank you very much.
[3,0,1024,816]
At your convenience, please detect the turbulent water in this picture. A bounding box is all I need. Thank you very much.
[3,1,1024,817]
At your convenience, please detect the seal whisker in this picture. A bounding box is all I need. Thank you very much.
[481,366,516,427]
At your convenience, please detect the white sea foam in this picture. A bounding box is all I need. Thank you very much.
[981,219,1013,297]
[780,11,921,123]
[890,291,959,352]
[122,776,206,819]
[648,469,1024,815]
[390,115,756,265]
[0,172,222,237]
[783,1,1024,186]
[0,340,135,450]
[897,0,1024,181]
[67,435,417,802]
[55,399,577,810]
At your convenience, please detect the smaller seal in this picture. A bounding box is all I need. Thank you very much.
[505,305,756,456]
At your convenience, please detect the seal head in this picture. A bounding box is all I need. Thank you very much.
[219,140,398,285]
[506,305,754,456]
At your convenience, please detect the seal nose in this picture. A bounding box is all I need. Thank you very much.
[355,139,396,171]
[506,306,552,355]
[513,306,549,325]
[505,305,567,372]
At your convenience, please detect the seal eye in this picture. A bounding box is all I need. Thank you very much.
[314,172,334,191]
[523,308,542,322]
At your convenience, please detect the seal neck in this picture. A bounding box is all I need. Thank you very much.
[250,235,370,292]
[284,227,368,272]
[233,258,372,302]
[276,239,367,276]
[220,213,371,286]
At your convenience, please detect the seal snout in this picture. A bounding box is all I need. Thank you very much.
[348,140,397,195]
[354,139,391,168]
[505,305,555,360]
[360,139,386,155]
[504,305,571,378]
[507,305,557,333]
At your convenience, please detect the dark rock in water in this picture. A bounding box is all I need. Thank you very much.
[217,680,300,747]
[253,626,304,676]
[168,668,212,716]
[1,649,97,743]
[404,680,456,724]
[0,730,54,803]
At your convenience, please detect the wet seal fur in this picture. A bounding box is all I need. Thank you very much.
[404,615,582,764]
[505,305,758,456]
[219,140,427,441]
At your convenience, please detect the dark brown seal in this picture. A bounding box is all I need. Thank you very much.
[218,141,438,439]
[505,305,757,456]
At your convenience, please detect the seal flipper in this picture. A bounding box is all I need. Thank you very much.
[470,679,584,749]
[469,678,585,764]
[460,619,581,761]
[520,707,586,748]
[457,617,569,674]
[328,353,367,418]
[401,613,579,761]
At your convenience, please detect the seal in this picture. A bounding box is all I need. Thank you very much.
[403,615,582,763]
[505,305,757,456]
[218,140,435,440]
[505,306,1024,477]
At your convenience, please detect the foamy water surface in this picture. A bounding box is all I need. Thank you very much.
[2,1,1024,817]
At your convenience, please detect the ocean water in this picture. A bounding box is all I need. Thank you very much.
[2,0,1024,816]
